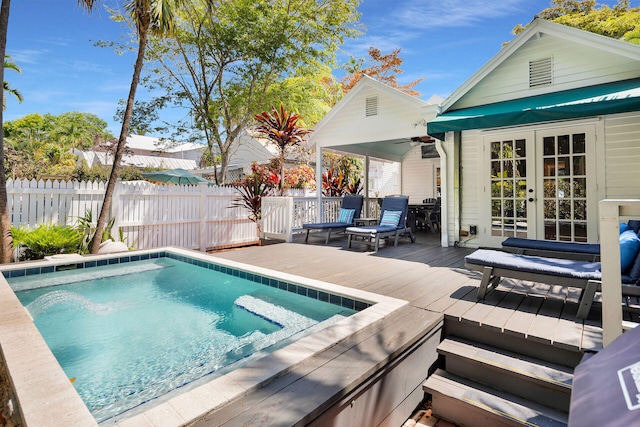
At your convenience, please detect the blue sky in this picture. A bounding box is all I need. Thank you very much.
[5,0,624,136]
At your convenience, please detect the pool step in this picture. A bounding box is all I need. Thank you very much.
[423,336,572,427]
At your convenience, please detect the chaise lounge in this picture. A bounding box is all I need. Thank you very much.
[345,195,415,252]
[303,195,364,244]
[466,226,640,319]
[465,249,603,319]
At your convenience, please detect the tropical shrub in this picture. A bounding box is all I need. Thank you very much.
[230,163,279,232]
[254,105,312,195]
[11,224,83,261]
[322,169,362,196]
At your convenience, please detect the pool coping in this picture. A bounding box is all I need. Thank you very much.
[0,247,408,427]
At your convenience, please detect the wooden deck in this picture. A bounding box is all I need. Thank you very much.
[214,231,604,353]
[203,230,605,425]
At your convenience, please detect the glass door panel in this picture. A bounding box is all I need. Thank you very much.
[489,138,530,239]
[540,132,589,242]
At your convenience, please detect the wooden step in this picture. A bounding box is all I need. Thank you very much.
[438,336,573,412]
[424,369,568,427]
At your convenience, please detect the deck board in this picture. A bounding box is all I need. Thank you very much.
[212,231,604,353]
[205,231,609,423]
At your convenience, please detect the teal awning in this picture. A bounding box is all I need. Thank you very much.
[427,78,640,141]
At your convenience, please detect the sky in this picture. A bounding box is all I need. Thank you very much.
[5,0,626,137]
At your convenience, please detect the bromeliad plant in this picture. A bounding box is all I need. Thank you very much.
[254,105,312,196]
[231,162,279,237]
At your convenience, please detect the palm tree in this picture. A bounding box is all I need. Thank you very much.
[0,0,13,263]
[3,55,22,109]
[78,0,209,254]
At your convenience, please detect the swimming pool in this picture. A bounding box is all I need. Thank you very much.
[0,248,407,426]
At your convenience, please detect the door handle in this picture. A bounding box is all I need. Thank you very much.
[528,198,534,202]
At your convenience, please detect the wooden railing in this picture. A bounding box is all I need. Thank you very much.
[599,199,640,346]
[262,197,342,242]
[261,196,381,242]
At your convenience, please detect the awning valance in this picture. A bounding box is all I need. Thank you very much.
[427,78,640,141]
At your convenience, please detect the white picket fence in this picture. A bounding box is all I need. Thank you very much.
[6,179,258,251]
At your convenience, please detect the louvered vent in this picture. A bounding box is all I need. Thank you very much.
[529,57,553,88]
[365,96,378,117]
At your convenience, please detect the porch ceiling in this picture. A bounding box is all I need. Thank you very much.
[325,137,422,162]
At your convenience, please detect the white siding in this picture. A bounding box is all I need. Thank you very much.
[370,159,401,196]
[453,34,640,110]
[604,112,640,198]
[401,146,440,203]
[314,85,426,147]
[460,131,482,246]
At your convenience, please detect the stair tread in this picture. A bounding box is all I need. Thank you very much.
[424,369,568,427]
[438,336,572,388]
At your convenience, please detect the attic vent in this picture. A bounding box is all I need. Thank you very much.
[529,57,553,88]
[365,96,378,117]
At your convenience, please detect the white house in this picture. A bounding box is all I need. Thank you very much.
[427,19,640,248]
[75,134,201,170]
[308,75,443,219]
[196,130,275,182]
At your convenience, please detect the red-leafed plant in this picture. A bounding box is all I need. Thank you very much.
[322,169,344,196]
[322,169,362,196]
[231,162,279,237]
[254,105,312,195]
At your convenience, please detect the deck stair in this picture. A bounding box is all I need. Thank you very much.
[423,335,575,427]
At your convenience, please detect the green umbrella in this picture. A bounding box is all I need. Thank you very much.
[142,169,211,185]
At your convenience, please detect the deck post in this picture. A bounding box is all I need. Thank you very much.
[599,199,640,346]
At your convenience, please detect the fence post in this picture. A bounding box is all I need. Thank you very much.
[110,180,122,241]
[199,182,208,252]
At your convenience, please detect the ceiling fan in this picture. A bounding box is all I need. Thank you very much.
[395,136,436,147]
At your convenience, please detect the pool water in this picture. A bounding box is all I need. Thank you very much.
[10,257,356,422]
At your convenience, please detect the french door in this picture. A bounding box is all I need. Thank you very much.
[482,125,596,246]
[484,132,536,247]
[536,126,596,243]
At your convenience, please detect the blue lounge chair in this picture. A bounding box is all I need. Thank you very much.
[501,237,600,261]
[465,245,640,319]
[345,195,415,252]
[303,195,364,244]
[465,249,602,319]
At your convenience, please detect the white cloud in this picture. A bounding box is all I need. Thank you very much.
[7,48,48,65]
[387,0,529,30]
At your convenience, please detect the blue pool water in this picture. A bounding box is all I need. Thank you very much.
[9,256,359,422]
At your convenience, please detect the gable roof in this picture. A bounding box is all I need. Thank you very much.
[440,18,640,113]
[311,75,433,138]
[427,19,640,139]
[308,75,439,161]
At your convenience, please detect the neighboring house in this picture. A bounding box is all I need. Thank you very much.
[74,134,202,171]
[73,149,198,170]
[308,75,443,211]
[197,131,275,182]
[427,19,640,248]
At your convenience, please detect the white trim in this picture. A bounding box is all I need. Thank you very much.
[435,140,448,247]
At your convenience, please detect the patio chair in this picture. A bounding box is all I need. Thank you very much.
[465,243,640,319]
[345,195,415,252]
[303,195,364,244]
